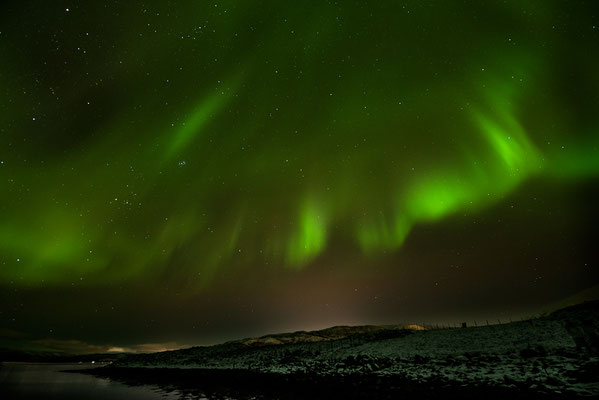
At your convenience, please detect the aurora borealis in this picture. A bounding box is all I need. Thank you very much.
[1,0,598,352]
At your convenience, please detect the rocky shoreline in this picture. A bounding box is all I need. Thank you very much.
[76,366,575,399]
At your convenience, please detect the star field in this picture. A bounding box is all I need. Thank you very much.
[0,0,598,351]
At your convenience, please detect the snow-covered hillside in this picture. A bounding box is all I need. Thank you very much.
[103,301,599,397]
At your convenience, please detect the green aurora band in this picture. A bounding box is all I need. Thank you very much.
[0,0,598,288]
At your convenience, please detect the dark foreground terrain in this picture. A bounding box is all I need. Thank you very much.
[81,366,592,400]
[77,301,599,399]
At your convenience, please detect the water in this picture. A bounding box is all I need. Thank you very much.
[0,362,191,400]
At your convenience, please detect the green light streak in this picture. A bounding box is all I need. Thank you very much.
[0,210,98,283]
[354,78,546,254]
[165,92,230,159]
[357,215,411,253]
[165,72,243,160]
[286,199,327,266]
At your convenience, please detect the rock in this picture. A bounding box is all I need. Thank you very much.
[413,354,429,364]
[544,376,562,386]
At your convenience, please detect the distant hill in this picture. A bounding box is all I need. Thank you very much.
[537,284,599,316]
[0,349,130,363]
[235,324,424,347]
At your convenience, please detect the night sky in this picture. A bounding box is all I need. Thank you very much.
[1,0,598,354]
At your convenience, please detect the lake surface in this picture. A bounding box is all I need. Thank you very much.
[0,363,191,400]
[0,361,557,400]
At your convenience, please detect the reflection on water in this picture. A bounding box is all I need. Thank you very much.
[0,362,545,400]
[0,363,195,400]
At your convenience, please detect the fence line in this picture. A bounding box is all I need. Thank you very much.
[413,314,544,331]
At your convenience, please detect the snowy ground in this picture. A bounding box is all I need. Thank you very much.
[106,301,599,397]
